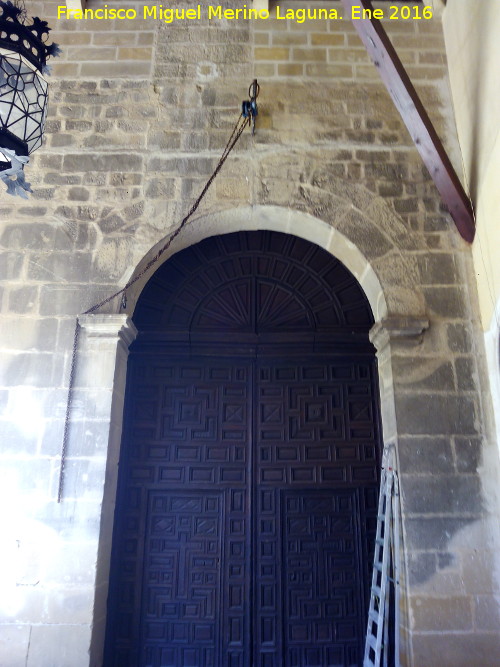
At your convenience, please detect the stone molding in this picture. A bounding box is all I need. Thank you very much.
[78,314,138,348]
[370,315,430,351]
[65,0,86,9]
[423,0,446,19]
[253,0,269,11]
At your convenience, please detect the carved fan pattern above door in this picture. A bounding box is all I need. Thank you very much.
[134,231,374,347]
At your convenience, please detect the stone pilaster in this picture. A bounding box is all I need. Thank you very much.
[24,315,138,667]
[370,315,429,447]
[74,314,137,667]
[369,315,429,667]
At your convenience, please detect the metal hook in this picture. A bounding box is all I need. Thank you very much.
[248,79,259,135]
[249,79,260,102]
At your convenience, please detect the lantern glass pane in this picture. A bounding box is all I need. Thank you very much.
[0,49,48,155]
[0,10,58,196]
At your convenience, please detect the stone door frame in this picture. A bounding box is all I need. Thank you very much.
[71,210,428,666]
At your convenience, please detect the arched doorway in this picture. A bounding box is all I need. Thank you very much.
[104,231,382,667]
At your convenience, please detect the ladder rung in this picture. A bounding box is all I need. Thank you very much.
[365,467,401,667]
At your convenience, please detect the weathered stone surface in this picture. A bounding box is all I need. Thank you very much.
[422,286,467,318]
[475,595,500,631]
[398,436,455,474]
[0,352,61,388]
[68,187,90,202]
[405,517,472,550]
[1,224,55,250]
[411,596,473,631]
[145,177,176,199]
[447,322,472,353]
[26,625,91,667]
[411,633,500,667]
[461,549,500,594]
[8,287,39,315]
[62,153,143,173]
[401,474,482,515]
[417,253,459,285]
[454,436,482,473]
[58,458,108,500]
[0,252,24,280]
[455,356,477,390]
[27,253,92,283]
[335,209,394,259]
[0,458,52,496]
[39,286,109,317]
[392,356,455,391]
[0,421,39,455]
[395,395,478,435]
[407,551,437,586]
[0,626,31,667]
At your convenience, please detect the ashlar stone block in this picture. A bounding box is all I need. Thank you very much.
[392,356,455,391]
[0,252,23,280]
[401,474,482,515]
[0,625,30,667]
[411,595,473,631]
[394,394,478,436]
[454,436,482,473]
[405,517,473,551]
[412,632,500,667]
[27,624,91,667]
[398,436,455,474]
[474,595,500,631]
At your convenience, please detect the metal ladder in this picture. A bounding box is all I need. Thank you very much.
[364,448,401,667]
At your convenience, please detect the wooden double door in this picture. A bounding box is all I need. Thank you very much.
[105,353,380,667]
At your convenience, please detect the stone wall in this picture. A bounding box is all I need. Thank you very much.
[0,1,499,665]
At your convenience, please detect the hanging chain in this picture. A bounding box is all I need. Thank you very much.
[57,320,80,502]
[82,113,249,317]
[57,107,252,502]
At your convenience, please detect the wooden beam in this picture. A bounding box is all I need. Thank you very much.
[341,0,475,243]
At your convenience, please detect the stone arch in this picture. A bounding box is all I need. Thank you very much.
[124,203,426,325]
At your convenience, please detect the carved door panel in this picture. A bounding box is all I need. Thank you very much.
[106,359,252,667]
[105,356,379,667]
[254,360,379,666]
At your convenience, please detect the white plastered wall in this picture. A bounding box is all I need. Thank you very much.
[443,0,500,460]
[442,0,500,330]
[484,303,500,452]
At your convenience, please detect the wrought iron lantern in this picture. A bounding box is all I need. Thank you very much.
[0,0,59,197]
